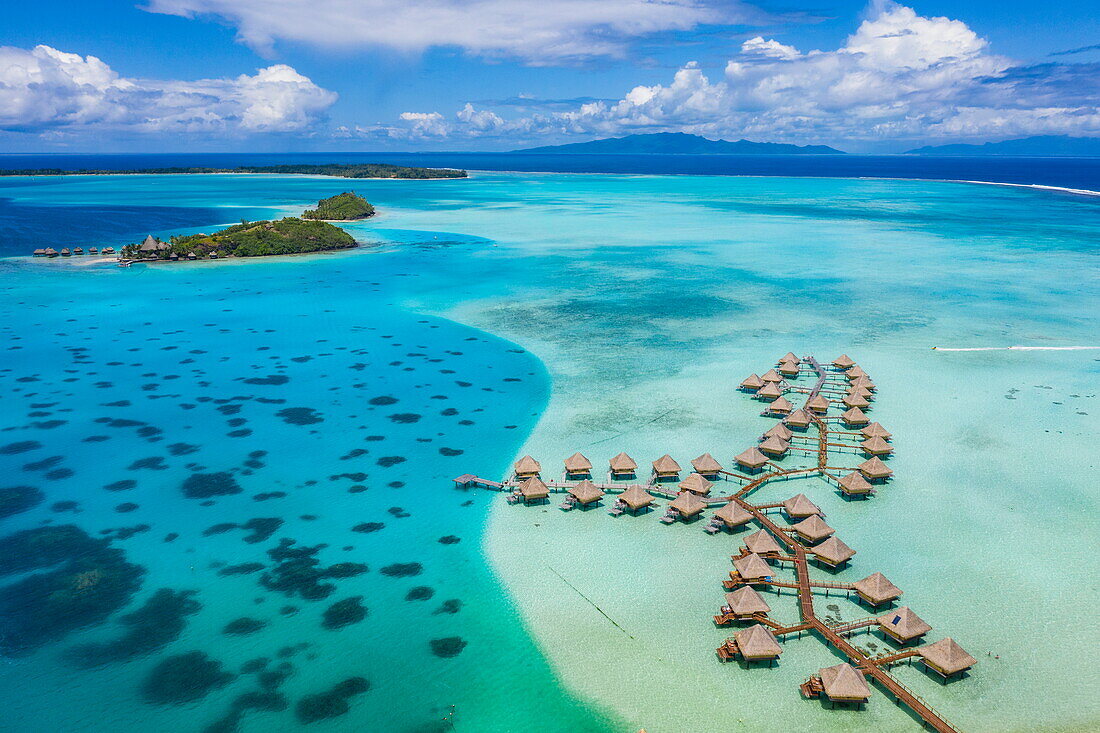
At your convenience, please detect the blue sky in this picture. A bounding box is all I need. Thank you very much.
[1,0,1098,152]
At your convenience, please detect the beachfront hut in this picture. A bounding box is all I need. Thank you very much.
[779,361,799,377]
[652,454,681,481]
[743,529,782,556]
[517,477,549,504]
[618,486,654,514]
[609,452,637,478]
[679,472,714,496]
[806,395,830,414]
[811,536,856,568]
[843,393,870,409]
[187,252,197,260]
[761,369,783,383]
[567,479,604,507]
[786,409,812,429]
[860,436,893,456]
[740,374,764,391]
[734,624,783,662]
[919,638,977,679]
[733,553,775,582]
[764,423,793,441]
[669,491,706,520]
[792,515,835,543]
[757,382,783,400]
[758,435,789,457]
[833,354,855,369]
[139,234,169,257]
[861,423,892,440]
[841,407,869,426]
[783,493,822,519]
[853,572,902,607]
[514,455,542,479]
[713,501,752,530]
[819,663,871,703]
[767,395,794,415]
[857,457,893,482]
[691,453,723,478]
[735,446,769,473]
[724,586,771,619]
[878,607,930,644]
[563,452,592,478]
[837,471,874,497]
[780,352,800,365]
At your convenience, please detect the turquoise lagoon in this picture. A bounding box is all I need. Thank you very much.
[0,172,1097,733]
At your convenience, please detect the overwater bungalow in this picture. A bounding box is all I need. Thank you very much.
[779,361,799,377]
[758,435,790,457]
[734,624,783,662]
[513,455,541,479]
[846,365,866,380]
[861,422,892,440]
[767,395,794,415]
[32,248,45,256]
[679,472,714,496]
[73,247,84,255]
[733,552,775,582]
[833,354,855,369]
[60,248,71,256]
[89,247,99,254]
[853,572,902,606]
[841,407,869,426]
[735,446,769,472]
[44,248,58,257]
[740,373,764,391]
[101,247,115,255]
[878,607,930,644]
[757,382,783,400]
[563,452,592,478]
[780,352,800,365]
[723,586,771,620]
[857,457,893,482]
[786,409,812,429]
[517,476,549,504]
[713,501,753,530]
[848,385,873,399]
[691,453,723,478]
[669,491,707,520]
[792,515,834,543]
[761,369,783,383]
[851,375,876,391]
[652,454,681,481]
[818,663,871,704]
[742,529,782,556]
[806,394,830,414]
[838,471,874,497]
[618,485,654,514]
[764,422,793,441]
[811,536,856,568]
[567,479,604,507]
[608,452,637,478]
[783,493,822,519]
[860,436,893,456]
[919,638,977,680]
[842,393,870,409]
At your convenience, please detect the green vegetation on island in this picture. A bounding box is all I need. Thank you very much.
[120,218,357,261]
[0,163,467,179]
[303,192,376,221]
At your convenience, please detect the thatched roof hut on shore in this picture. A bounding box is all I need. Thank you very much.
[679,472,713,495]
[618,485,654,512]
[735,624,783,661]
[833,354,855,368]
[857,457,893,481]
[714,501,753,529]
[767,395,794,415]
[724,586,770,618]
[670,491,706,519]
[764,423,793,441]
[740,374,764,391]
[514,455,541,479]
[652,454,681,479]
[783,493,821,519]
[786,409,812,428]
[743,529,782,556]
[792,515,834,543]
[733,552,774,581]
[878,607,930,643]
[811,536,856,568]
[853,572,902,606]
[838,471,873,496]
[861,422,892,439]
[609,452,637,477]
[919,638,977,678]
[691,453,723,477]
[517,476,549,503]
[841,406,869,426]
[735,447,769,471]
[819,663,871,702]
[860,436,893,456]
[758,435,789,457]
[568,479,604,506]
[563,452,592,476]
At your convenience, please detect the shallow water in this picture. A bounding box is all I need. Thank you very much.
[0,172,1097,732]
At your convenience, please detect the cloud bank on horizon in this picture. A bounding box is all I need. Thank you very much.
[1,1,1097,150]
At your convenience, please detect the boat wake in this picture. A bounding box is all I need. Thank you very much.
[932,345,1100,351]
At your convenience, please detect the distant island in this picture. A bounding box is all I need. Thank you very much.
[513,132,845,155]
[905,135,1100,157]
[0,163,467,179]
[119,218,357,262]
[303,192,376,221]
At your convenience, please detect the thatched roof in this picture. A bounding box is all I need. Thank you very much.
[841,406,869,425]
[848,385,873,399]
[838,471,873,494]
[812,536,856,565]
[792,515,834,542]
[857,456,893,479]
[652,454,681,474]
[833,354,855,368]
[139,234,168,252]
[670,491,706,517]
[861,422,892,439]
[518,476,549,499]
[609,452,637,472]
[563,452,592,472]
[514,455,541,474]
[568,479,604,504]
[743,529,781,555]
[679,472,713,495]
[819,663,870,701]
[691,453,723,474]
[768,395,794,414]
[619,485,653,509]
[860,436,893,455]
[806,394,830,412]
[725,585,771,615]
[842,394,869,408]
[878,607,930,641]
[735,624,782,659]
[778,362,799,376]
[758,435,789,456]
[786,409,811,427]
[764,423,793,441]
[740,374,764,390]
[783,493,821,518]
[761,369,782,383]
[781,352,799,364]
[714,501,752,527]
[920,638,976,675]
[757,382,782,399]
[735,446,769,468]
[850,375,876,390]
[853,572,902,604]
[846,365,865,378]
[733,552,774,580]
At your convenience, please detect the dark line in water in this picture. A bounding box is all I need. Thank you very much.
[547,566,634,639]
[588,408,676,446]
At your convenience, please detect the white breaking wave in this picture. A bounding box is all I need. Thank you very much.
[932,346,1100,351]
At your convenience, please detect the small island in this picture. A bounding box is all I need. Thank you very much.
[119,218,357,262]
[1,163,465,179]
[302,192,375,221]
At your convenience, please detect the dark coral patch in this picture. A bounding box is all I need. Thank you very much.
[386,413,421,424]
[0,485,44,519]
[429,637,467,658]
[351,522,384,533]
[438,447,463,457]
[376,456,406,468]
[295,677,370,724]
[218,563,265,576]
[65,588,201,669]
[321,596,367,630]
[368,396,398,406]
[141,651,234,705]
[104,480,137,491]
[182,472,242,499]
[0,441,41,455]
[438,535,461,545]
[129,456,168,471]
[223,617,268,636]
[276,407,323,426]
[243,374,289,386]
[379,563,421,578]
[405,586,434,601]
